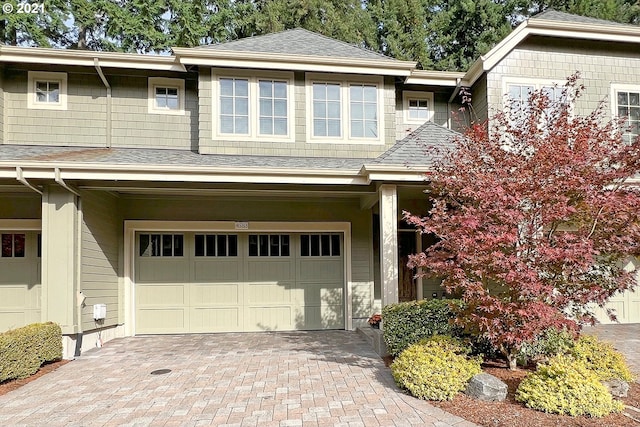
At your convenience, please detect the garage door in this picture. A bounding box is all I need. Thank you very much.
[0,231,41,331]
[135,232,344,334]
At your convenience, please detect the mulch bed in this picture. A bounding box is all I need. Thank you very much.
[0,359,69,397]
[385,356,640,427]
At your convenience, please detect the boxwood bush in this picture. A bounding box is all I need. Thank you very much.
[391,335,481,401]
[0,322,62,382]
[382,299,461,356]
[515,355,624,417]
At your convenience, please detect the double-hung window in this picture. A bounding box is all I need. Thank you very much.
[612,85,640,139]
[214,70,294,140]
[504,79,564,110]
[28,71,67,110]
[307,74,383,144]
[148,77,185,115]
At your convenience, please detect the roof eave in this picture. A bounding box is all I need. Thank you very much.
[462,18,640,87]
[173,48,416,76]
[0,45,186,72]
[404,70,465,86]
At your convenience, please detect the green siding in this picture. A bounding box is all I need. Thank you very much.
[0,194,40,218]
[80,190,121,331]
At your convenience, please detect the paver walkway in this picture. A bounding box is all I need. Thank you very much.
[0,331,477,427]
[584,324,640,375]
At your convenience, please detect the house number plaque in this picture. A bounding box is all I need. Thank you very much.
[234,222,249,230]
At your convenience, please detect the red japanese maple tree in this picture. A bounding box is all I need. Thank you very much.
[405,74,640,369]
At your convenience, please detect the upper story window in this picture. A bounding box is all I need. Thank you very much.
[213,70,294,141]
[148,77,185,115]
[612,85,640,139]
[28,71,67,110]
[307,73,384,144]
[504,79,564,110]
[402,91,434,124]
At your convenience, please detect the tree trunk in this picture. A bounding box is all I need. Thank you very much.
[507,354,517,370]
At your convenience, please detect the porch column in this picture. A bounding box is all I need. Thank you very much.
[379,184,398,307]
[41,185,80,335]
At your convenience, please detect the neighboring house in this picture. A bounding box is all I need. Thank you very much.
[0,11,638,358]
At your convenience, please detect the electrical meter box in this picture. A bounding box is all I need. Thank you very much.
[93,304,107,320]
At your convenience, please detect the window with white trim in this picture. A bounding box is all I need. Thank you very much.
[307,73,384,144]
[148,77,185,115]
[1,233,25,258]
[248,234,290,257]
[213,70,294,141]
[614,88,640,139]
[402,90,434,124]
[504,79,564,109]
[28,71,67,110]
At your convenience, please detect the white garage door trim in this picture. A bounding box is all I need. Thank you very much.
[124,220,353,336]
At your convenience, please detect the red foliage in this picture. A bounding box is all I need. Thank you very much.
[405,73,640,367]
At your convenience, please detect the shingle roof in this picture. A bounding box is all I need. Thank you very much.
[375,122,459,167]
[0,145,368,170]
[532,9,638,28]
[197,28,396,62]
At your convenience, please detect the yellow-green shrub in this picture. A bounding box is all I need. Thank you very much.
[569,335,634,382]
[391,336,481,401]
[515,355,624,417]
[0,322,62,382]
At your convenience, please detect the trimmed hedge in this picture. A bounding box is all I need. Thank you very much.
[0,322,62,382]
[382,299,461,356]
[391,335,481,401]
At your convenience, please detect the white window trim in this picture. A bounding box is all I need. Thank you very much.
[402,90,434,124]
[305,72,385,145]
[211,68,295,142]
[502,77,566,108]
[611,83,639,125]
[27,71,67,110]
[148,77,185,115]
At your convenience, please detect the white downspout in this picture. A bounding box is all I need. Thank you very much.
[94,58,112,149]
[54,168,81,197]
[15,166,43,195]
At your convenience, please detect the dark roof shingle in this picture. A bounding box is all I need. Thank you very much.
[197,28,396,62]
[375,122,459,167]
[532,10,638,28]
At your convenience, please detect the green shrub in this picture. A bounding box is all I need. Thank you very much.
[515,355,624,417]
[382,299,462,356]
[569,335,635,382]
[0,322,62,382]
[517,327,576,366]
[391,335,481,401]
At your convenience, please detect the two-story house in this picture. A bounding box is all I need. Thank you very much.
[0,10,638,357]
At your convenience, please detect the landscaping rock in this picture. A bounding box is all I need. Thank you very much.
[602,378,630,397]
[464,373,508,401]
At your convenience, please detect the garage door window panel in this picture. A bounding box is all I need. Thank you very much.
[300,234,341,257]
[249,234,290,257]
[139,234,184,257]
[195,234,238,257]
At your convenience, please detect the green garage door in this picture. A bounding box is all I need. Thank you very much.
[0,231,41,331]
[135,232,344,334]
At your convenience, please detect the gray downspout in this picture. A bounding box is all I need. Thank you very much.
[94,58,112,148]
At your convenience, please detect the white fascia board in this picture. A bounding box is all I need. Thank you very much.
[0,46,186,72]
[462,20,640,87]
[361,165,430,182]
[405,70,465,86]
[174,49,415,77]
[0,164,368,185]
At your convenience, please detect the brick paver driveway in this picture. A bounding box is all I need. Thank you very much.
[0,331,477,427]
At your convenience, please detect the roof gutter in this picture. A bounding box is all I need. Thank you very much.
[94,58,112,149]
